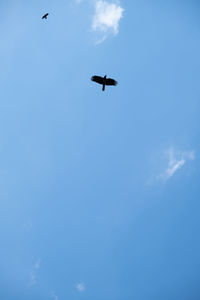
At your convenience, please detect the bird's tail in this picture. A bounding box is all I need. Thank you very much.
[102,84,105,91]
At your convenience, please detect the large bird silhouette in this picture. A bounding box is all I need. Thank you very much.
[42,13,49,19]
[91,75,117,91]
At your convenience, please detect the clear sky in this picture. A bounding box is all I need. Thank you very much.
[0,0,200,299]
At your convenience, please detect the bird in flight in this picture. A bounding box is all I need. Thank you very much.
[91,75,118,91]
[42,13,49,20]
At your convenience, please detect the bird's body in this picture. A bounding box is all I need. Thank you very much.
[91,75,117,91]
[42,13,49,19]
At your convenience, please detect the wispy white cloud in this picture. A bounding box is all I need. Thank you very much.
[92,1,124,43]
[50,291,58,300]
[76,0,124,43]
[159,147,195,181]
[76,282,85,292]
[30,258,41,286]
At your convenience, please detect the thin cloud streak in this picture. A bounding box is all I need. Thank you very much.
[159,148,195,181]
[30,258,41,286]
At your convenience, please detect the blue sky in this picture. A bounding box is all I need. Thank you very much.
[0,0,200,299]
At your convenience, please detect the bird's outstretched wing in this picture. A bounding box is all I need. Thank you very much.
[106,78,118,86]
[91,76,103,84]
[42,13,49,19]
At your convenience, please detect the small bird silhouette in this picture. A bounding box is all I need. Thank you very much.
[42,13,49,19]
[91,75,117,91]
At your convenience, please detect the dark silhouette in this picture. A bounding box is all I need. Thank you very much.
[91,75,118,91]
[42,13,49,19]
